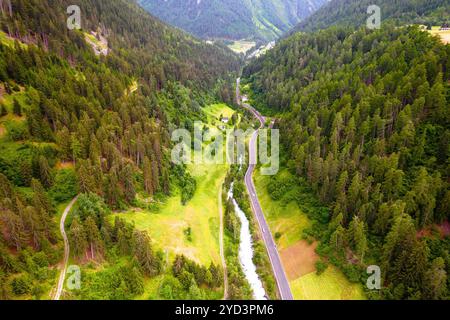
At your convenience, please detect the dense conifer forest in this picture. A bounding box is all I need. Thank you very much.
[292,0,449,33]
[0,0,240,299]
[243,24,449,299]
[0,0,449,302]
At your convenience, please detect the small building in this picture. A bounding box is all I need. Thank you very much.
[221,117,229,124]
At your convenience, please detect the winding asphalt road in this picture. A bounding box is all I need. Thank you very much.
[54,196,78,300]
[237,78,293,300]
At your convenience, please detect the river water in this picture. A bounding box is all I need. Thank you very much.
[228,183,267,300]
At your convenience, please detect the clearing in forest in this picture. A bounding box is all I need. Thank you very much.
[113,103,234,266]
[254,169,366,300]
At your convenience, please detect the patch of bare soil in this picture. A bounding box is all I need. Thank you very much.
[280,240,319,281]
[417,221,450,239]
[56,161,75,170]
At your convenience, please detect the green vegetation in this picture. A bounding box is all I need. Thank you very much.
[254,165,366,299]
[227,40,256,54]
[138,0,327,41]
[293,0,449,33]
[254,169,310,250]
[428,26,450,44]
[244,24,450,299]
[290,267,366,300]
[224,165,277,299]
[98,104,234,299]
[0,0,240,300]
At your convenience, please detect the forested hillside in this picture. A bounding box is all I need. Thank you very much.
[292,0,449,33]
[0,0,239,299]
[243,25,450,299]
[138,0,329,41]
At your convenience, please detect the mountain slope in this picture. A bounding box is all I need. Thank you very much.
[138,0,329,41]
[243,24,450,299]
[292,0,449,33]
[0,0,239,300]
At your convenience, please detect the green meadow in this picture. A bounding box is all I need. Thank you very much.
[110,103,235,298]
[253,168,365,300]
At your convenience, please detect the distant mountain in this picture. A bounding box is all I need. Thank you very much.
[138,0,329,41]
[292,0,449,33]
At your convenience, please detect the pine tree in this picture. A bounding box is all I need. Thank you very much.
[348,216,367,263]
[0,269,9,299]
[122,164,136,203]
[133,230,160,276]
[12,99,21,116]
[38,156,53,188]
[151,158,160,192]
[329,225,346,252]
[71,135,82,164]
[0,103,7,117]
[68,217,88,259]
[405,168,437,228]
[117,229,131,256]
[104,172,120,209]
[3,210,28,250]
[76,160,96,194]
[31,179,54,215]
[143,156,153,195]
[423,257,447,300]
[84,216,103,260]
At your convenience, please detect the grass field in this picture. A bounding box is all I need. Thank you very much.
[253,169,310,250]
[428,26,450,44]
[204,103,235,126]
[253,168,366,300]
[112,104,234,267]
[227,40,256,54]
[290,267,366,300]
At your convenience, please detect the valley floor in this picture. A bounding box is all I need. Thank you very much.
[110,103,235,299]
[253,169,366,300]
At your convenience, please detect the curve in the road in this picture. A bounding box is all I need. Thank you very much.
[54,196,78,300]
[237,78,293,300]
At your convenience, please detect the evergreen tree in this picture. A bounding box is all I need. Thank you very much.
[12,99,22,116]
[423,257,447,300]
[84,216,103,260]
[143,156,153,196]
[68,217,88,259]
[31,179,54,215]
[122,164,136,204]
[348,216,367,263]
[38,156,53,188]
[0,103,7,117]
[133,230,160,276]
